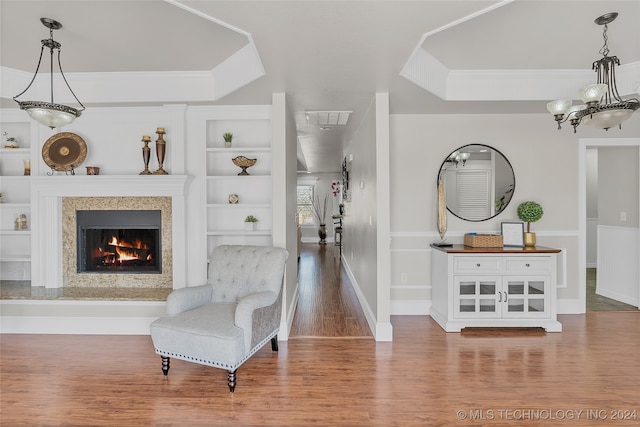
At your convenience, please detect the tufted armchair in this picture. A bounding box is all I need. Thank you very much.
[150,245,288,392]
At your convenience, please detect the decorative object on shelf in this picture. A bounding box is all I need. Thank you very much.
[3,132,19,148]
[153,127,169,175]
[313,192,329,245]
[42,132,87,175]
[228,194,239,204]
[223,132,233,148]
[517,201,543,247]
[12,18,85,129]
[23,159,31,176]
[463,233,503,248]
[244,215,258,231]
[501,222,525,247]
[86,166,100,175]
[139,135,152,175]
[232,156,257,175]
[546,12,639,132]
[14,214,28,230]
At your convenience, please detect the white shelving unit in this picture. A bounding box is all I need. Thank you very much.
[0,115,36,280]
[204,112,273,258]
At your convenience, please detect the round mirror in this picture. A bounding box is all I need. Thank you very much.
[437,144,515,222]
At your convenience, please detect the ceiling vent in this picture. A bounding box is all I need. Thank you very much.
[305,111,352,126]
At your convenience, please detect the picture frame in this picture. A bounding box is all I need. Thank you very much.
[501,221,525,247]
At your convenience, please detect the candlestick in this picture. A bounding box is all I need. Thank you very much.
[153,128,168,174]
[140,135,152,175]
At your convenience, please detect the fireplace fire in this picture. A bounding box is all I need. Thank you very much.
[77,210,162,274]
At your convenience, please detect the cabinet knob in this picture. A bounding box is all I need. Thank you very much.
[526,263,530,267]
[476,263,481,267]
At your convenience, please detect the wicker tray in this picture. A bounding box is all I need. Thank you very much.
[464,233,503,248]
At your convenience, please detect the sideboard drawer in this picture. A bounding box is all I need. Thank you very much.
[505,257,551,275]
[454,257,502,274]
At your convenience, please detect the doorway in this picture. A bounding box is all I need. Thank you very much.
[580,138,640,312]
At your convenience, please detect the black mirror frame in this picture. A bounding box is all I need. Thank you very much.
[437,144,516,222]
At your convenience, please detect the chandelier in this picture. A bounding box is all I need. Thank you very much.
[13,18,85,129]
[445,150,470,167]
[546,12,639,132]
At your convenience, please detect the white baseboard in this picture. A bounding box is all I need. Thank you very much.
[279,283,300,341]
[557,298,585,314]
[341,258,384,340]
[390,299,431,315]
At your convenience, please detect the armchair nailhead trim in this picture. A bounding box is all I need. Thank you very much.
[154,329,279,371]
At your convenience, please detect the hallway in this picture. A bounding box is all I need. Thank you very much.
[290,242,372,338]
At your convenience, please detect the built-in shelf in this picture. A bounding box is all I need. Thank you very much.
[207,230,272,236]
[205,147,271,153]
[203,110,273,257]
[0,148,30,154]
[206,203,271,208]
[0,255,31,262]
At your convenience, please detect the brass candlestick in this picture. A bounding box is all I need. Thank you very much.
[153,127,168,175]
[140,135,152,175]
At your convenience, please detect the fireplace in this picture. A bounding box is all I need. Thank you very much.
[77,210,162,274]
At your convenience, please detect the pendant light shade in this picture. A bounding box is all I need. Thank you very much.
[13,18,85,129]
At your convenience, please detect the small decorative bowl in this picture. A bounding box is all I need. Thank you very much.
[232,156,257,175]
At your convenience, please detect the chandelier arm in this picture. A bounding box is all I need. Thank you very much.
[12,45,46,102]
[607,59,624,103]
[56,49,86,111]
[49,35,55,104]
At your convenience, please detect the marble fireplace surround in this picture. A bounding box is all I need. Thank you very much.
[62,197,172,288]
[31,175,187,290]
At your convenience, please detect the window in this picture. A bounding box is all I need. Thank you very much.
[297,185,315,225]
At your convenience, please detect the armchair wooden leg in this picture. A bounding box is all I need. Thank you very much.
[228,370,237,393]
[161,356,170,376]
[271,337,278,351]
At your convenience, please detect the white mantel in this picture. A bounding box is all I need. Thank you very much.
[31,175,188,289]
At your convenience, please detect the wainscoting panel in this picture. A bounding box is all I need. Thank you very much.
[596,225,640,307]
[586,218,598,268]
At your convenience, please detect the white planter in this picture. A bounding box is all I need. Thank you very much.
[244,222,257,231]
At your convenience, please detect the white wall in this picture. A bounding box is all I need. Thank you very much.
[271,93,299,339]
[389,113,640,314]
[598,146,639,228]
[342,95,385,337]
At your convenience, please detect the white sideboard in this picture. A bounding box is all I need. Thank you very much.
[430,245,562,332]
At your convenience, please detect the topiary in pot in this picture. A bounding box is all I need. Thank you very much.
[517,201,543,247]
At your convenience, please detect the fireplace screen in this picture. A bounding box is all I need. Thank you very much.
[77,210,161,273]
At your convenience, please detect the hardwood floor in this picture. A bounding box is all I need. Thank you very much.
[290,242,372,338]
[2,313,640,426]
[586,268,637,311]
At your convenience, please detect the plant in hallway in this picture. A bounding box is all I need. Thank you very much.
[517,201,543,247]
[312,193,329,245]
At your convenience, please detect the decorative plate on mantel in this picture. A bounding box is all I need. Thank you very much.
[42,132,87,173]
